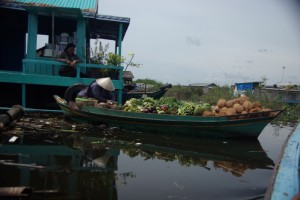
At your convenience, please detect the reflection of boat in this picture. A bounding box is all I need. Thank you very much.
[86,131,274,176]
[54,95,283,139]
[0,126,274,199]
[265,124,300,200]
[0,135,119,199]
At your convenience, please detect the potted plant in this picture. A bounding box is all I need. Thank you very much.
[105,52,124,79]
[88,40,109,78]
[88,40,142,80]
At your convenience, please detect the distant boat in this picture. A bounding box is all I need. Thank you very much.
[123,83,172,102]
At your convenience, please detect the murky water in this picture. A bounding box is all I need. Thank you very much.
[0,119,294,200]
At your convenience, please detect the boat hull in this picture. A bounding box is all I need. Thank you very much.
[54,96,282,139]
[265,124,300,200]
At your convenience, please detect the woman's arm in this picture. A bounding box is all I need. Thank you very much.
[91,85,107,102]
[57,52,71,65]
[57,58,71,65]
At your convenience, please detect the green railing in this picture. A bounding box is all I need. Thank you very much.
[21,58,124,105]
[22,59,123,79]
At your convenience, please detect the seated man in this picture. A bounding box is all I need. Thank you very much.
[57,43,80,77]
[77,77,116,102]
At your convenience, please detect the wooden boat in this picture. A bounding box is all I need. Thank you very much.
[265,124,300,200]
[54,95,283,139]
[123,83,172,102]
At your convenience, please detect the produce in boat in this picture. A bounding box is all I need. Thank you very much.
[73,96,276,118]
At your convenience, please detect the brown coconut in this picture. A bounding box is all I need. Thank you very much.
[261,108,272,117]
[238,96,249,105]
[203,110,214,116]
[249,108,260,113]
[255,107,262,112]
[216,111,227,116]
[249,108,261,118]
[252,101,262,109]
[217,99,226,108]
[238,110,249,119]
[224,107,237,116]
[220,107,228,112]
[233,103,243,113]
[242,100,252,111]
[232,98,240,104]
[226,100,235,108]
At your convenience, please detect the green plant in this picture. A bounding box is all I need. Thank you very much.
[89,40,109,65]
[89,41,142,77]
[106,52,124,66]
[165,85,203,102]
[124,53,142,71]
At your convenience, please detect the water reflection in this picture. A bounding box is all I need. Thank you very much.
[92,131,274,176]
[0,129,274,199]
[0,134,119,199]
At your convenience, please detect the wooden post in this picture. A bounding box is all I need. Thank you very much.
[76,19,87,77]
[118,23,123,56]
[117,23,124,105]
[27,13,38,59]
[24,13,38,108]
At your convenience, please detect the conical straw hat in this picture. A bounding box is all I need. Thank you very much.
[96,77,115,91]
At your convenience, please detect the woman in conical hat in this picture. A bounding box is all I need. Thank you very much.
[77,77,116,102]
[96,77,115,92]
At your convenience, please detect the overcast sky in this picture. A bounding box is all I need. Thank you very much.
[97,0,300,86]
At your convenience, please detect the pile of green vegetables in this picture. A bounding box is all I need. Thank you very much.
[122,97,211,116]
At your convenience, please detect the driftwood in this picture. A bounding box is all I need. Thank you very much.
[0,105,24,131]
[0,187,32,197]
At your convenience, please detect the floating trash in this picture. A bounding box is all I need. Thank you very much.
[8,136,18,143]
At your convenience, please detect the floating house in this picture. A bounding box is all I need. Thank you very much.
[234,82,300,104]
[234,82,262,94]
[0,0,130,110]
[189,83,217,94]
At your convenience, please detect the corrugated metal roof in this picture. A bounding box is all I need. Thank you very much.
[1,0,98,13]
[88,14,130,40]
[0,0,131,41]
[123,71,134,79]
[96,14,130,23]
